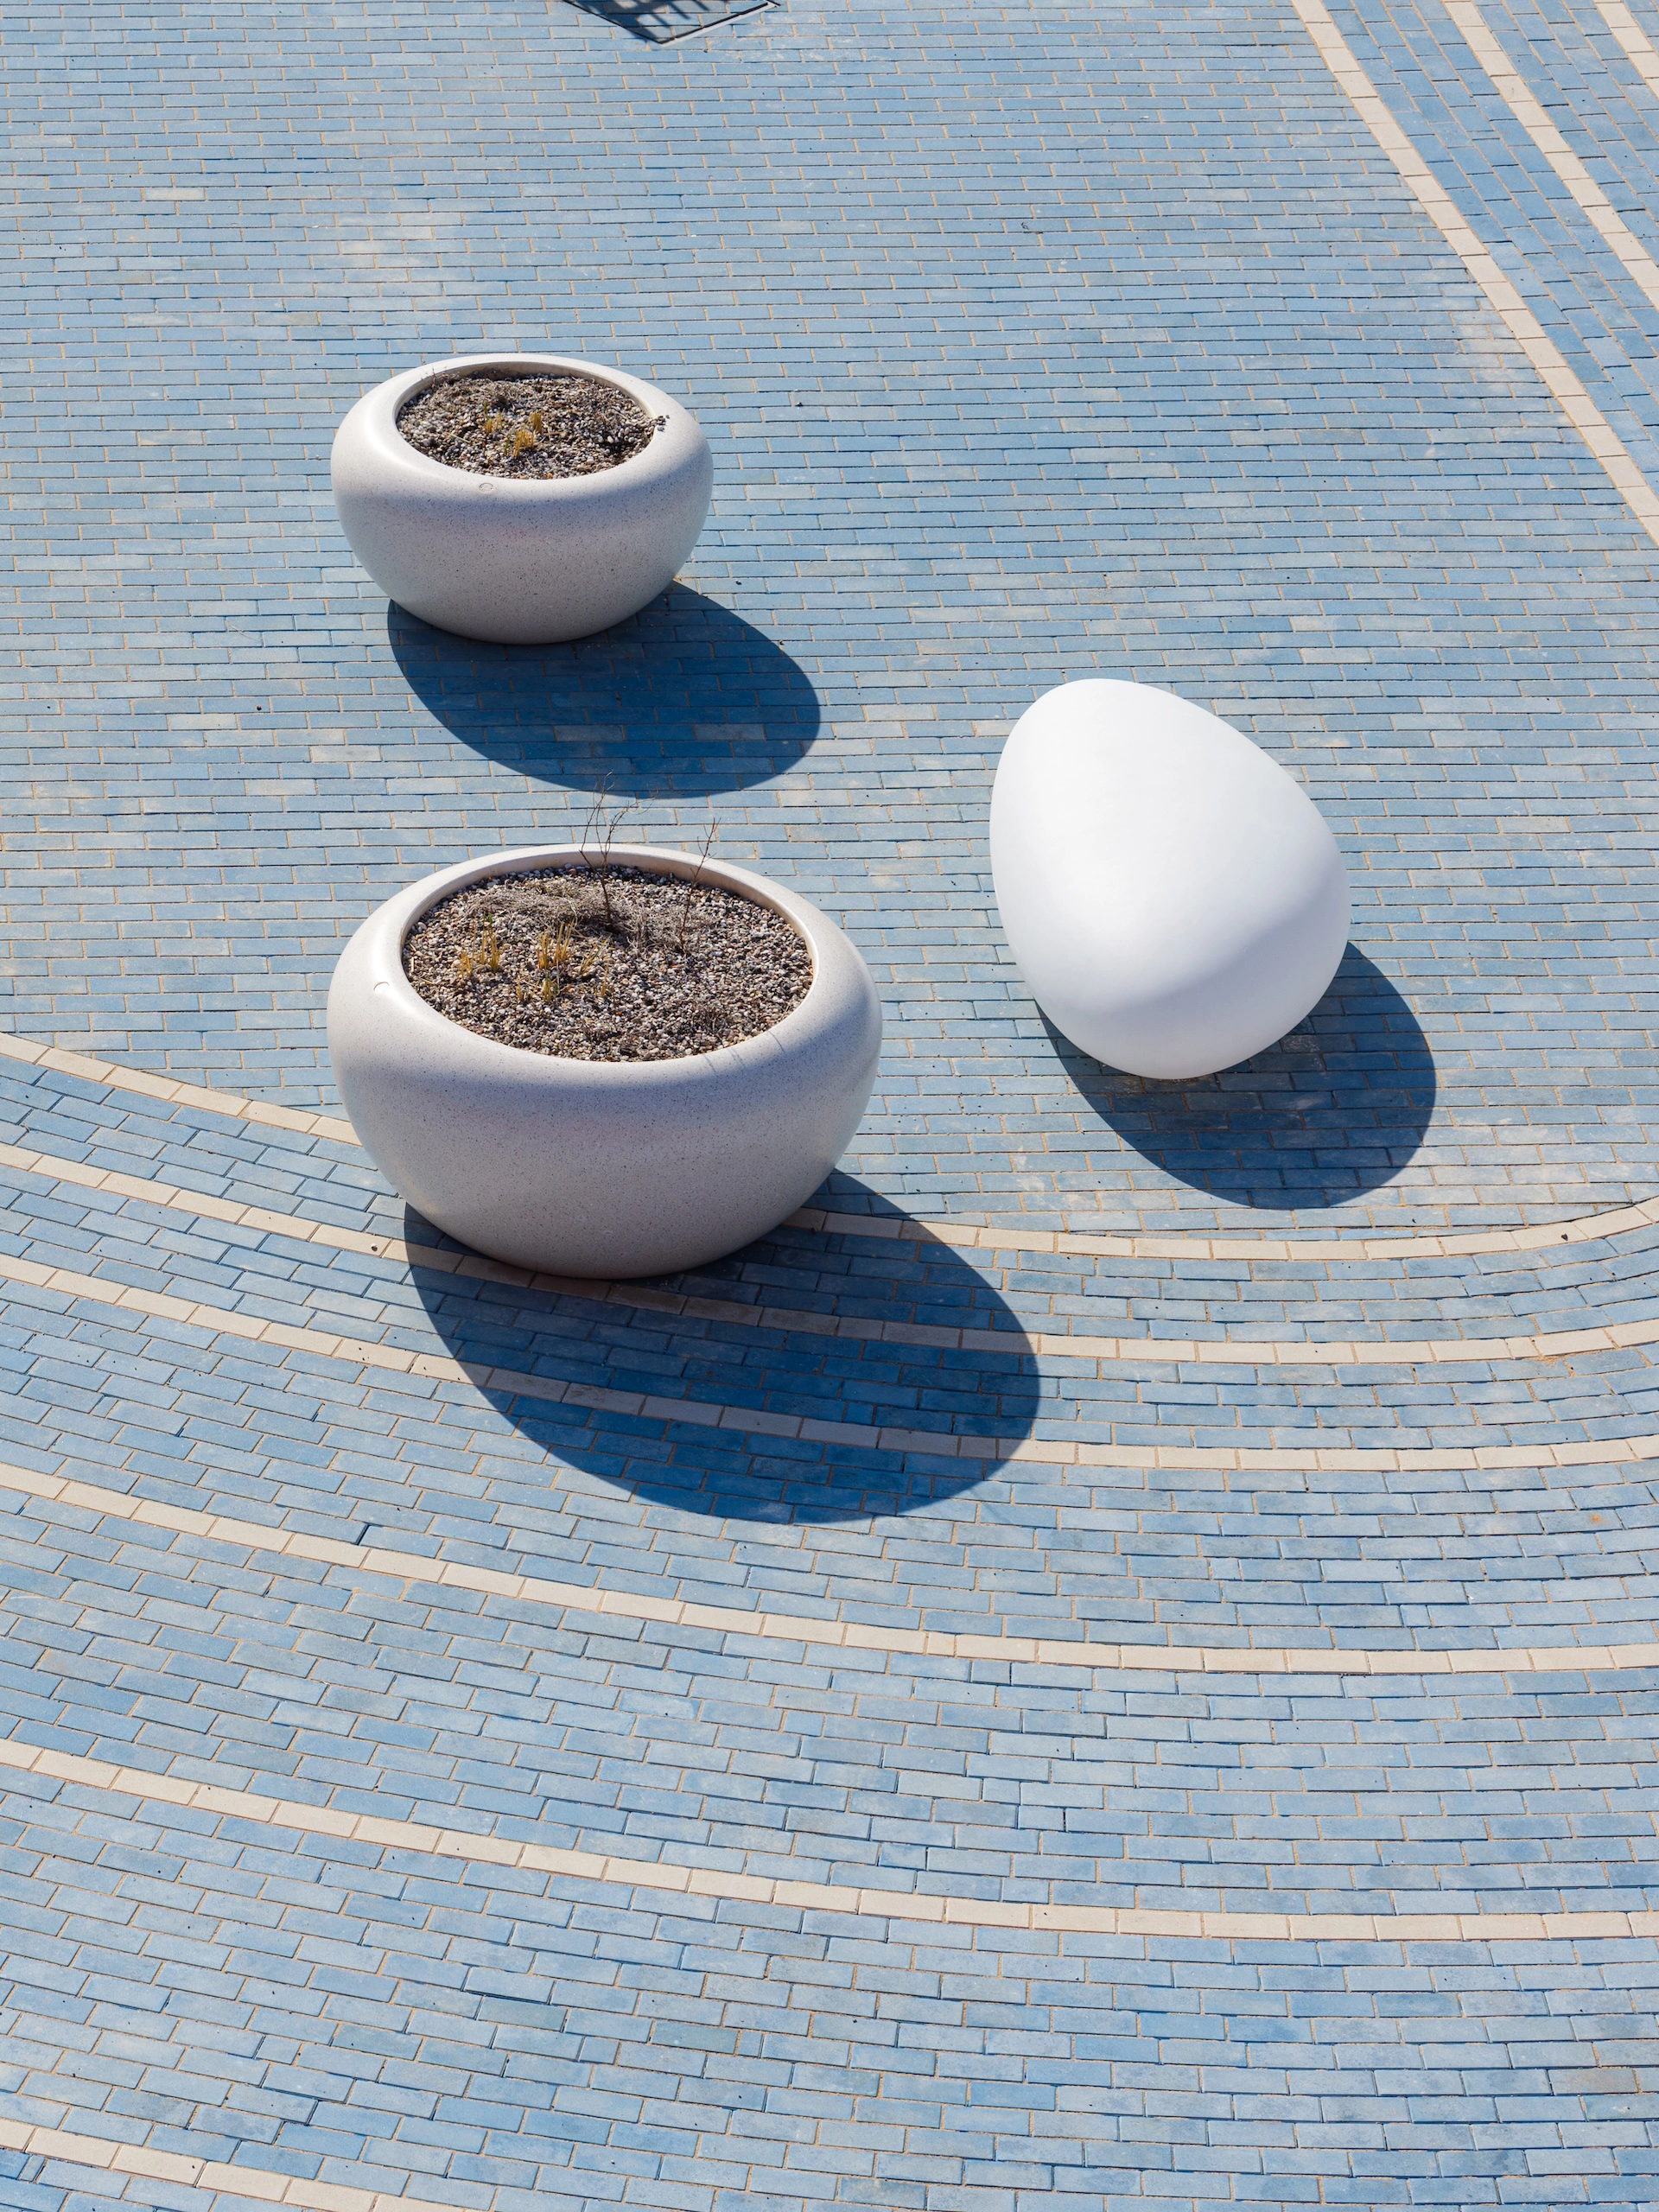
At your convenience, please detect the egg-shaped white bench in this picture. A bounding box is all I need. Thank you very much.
[989,680,1351,1081]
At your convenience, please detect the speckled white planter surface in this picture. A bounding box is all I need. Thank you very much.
[330,352,713,645]
[991,679,1351,1080]
[327,844,883,1279]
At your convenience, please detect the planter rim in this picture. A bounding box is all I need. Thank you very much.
[360,351,689,503]
[370,842,830,1082]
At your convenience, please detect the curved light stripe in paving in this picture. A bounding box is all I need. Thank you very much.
[1449,0,1659,314]
[1598,0,1659,101]
[8,1453,1656,1675]
[7,1133,1659,1367]
[7,1246,1659,1466]
[7,1027,1659,1263]
[1287,0,1659,546]
[791,1198,1657,1262]
[0,1032,359,1149]
[9,1132,1659,1376]
[0,2118,475,2212]
[3,1730,1653,1943]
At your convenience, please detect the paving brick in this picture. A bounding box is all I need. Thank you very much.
[8,0,1659,2202]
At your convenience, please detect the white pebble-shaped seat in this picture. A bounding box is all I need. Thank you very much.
[989,680,1351,1080]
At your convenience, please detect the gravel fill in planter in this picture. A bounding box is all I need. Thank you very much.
[327,843,883,1280]
[330,352,712,645]
[397,373,663,480]
[403,864,812,1062]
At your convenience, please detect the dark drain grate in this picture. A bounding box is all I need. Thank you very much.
[562,0,775,39]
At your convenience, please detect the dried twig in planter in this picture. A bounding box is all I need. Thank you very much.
[575,787,638,935]
[677,821,719,954]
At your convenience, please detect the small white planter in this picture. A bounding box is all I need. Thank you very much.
[327,844,883,1280]
[330,352,714,645]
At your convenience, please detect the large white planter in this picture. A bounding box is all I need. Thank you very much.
[327,844,883,1280]
[990,680,1351,1080]
[330,352,714,645]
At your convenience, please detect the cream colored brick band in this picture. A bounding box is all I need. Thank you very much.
[4,1029,1656,1264]
[3,1132,1656,1372]
[5,1218,1659,1467]
[6,1240,1659,1465]
[1449,0,1659,314]
[3,1728,1653,1943]
[1597,0,1659,102]
[1288,0,1659,546]
[5,1453,1651,1676]
[0,2116,480,2212]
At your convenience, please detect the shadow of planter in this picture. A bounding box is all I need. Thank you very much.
[388,586,821,798]
[407,1201,1042,1525]
[1047,947,1437,1211]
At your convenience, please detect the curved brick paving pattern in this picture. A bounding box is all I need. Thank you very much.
[16,1044,1659,1337]
[10,1454,1659,1673]
[3,0,1658,1239]
[2,1529,1657,1923]
[6,0,1659,2203]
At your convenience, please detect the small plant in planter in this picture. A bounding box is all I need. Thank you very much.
[330,350,713,645]
[327,825,882,1281]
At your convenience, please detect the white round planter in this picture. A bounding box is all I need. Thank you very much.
[327,844,883,1280]
[330,352,714,645]
[990,679,1351,1080]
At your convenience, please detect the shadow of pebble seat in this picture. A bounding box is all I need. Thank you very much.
[388,586,822,798]
[1052,946,1437,1212]
[407,1198,1042,1524]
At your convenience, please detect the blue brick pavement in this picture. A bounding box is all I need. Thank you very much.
[5,1781,1658,2212]
[3,0,1658,1239]
[5,0,1659,2203]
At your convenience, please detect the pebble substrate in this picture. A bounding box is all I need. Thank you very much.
[404,865,813,1062]
[397,372,662,480]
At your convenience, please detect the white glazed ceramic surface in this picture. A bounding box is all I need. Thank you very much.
[327,844,884,1279]
[989,679,1351,1080]
[330,352,714,645]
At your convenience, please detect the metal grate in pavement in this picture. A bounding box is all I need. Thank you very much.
[562,0,775,41]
